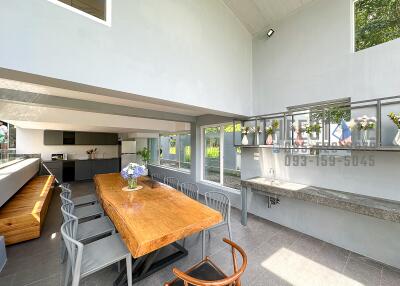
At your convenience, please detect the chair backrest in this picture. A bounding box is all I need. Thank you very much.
[61,219,84,282]
[61,202,77,223]
[180,182,199,201]
[205,191,230,224]
[151,173,165,183]
[60,190,73,206]
[170,238,247,286]
[164,177,179,189]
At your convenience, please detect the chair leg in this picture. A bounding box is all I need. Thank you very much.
[126,255,132,286]
[227,222,233,241]
[207,229,211,239]
[182,238,186,248]
[64,259,71,286]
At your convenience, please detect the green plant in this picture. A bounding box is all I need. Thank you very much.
[137,147,151,164]
[266,119,280,136]
[206,147,220,158]
[305,123,321,135]
[184,146,191,162]
[388,112,400,129]
[311,106,351,124]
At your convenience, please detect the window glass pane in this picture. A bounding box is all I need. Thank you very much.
[147,138,159,164]
[179,133,191,170]
[58,0,106,20]
[203,127,220,183]
[354,0,400,51]
[223,124,241,189]
[8,124,16,149]
[160,134,179,168]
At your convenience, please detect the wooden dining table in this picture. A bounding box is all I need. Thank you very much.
[94,173,223,285]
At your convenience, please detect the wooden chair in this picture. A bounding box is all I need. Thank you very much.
[164,238,247,286]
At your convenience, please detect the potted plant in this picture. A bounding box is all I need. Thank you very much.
[388,112,400,146]
[354,115,376,146]
[137,147,150,175]
[305,123,321,146]
[120,163,145,191]
[86,148,97,159]
[265,120,279,145]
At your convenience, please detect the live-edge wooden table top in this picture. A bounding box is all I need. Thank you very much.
[94,173,222,258]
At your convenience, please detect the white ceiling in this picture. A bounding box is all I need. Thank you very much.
[224,0,315,35]
[1,102,191,134]
[0,78,206,117]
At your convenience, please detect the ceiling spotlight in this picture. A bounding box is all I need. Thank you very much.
[266,29,275,38]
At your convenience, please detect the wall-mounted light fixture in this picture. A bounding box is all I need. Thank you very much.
[266,29,275,38]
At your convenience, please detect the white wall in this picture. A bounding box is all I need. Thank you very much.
[0,0,252,116]
[16,128,118,161]
[253,0,400,114]
[246,0,400,268]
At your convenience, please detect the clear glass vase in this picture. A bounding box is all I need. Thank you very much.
[128,178,138,189]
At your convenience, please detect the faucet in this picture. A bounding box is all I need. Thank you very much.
[269,168,276,183]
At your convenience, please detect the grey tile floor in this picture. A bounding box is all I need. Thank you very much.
[1,180,400,286]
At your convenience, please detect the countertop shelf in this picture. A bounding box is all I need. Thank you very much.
[241,177,400,223]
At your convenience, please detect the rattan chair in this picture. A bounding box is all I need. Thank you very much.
[61,219,132,286]
[205,191,232,241]
[180,182,199,200]
[164,238,247,286]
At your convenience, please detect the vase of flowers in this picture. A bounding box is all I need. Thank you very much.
[265,120,279,145]
[86,148,97,159]
[292,121,304,147]
[355,115,376,146]
[121,163,145,191]
[241,126,250,145]
[255,126,262,145]
[388,112,400,146]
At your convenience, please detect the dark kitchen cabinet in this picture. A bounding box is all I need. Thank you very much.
[75,160,92,181]
[43,130,63,145]
[42,161,63,182]
[44,131,118,145]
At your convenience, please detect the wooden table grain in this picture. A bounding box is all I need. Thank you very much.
[94,173,222,258]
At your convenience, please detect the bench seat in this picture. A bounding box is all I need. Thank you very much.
[0,175,55,245]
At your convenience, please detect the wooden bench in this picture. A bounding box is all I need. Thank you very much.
[0,175,55,245]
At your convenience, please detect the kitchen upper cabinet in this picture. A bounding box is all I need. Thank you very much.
[44,131,118,145]
[43,130,63,145]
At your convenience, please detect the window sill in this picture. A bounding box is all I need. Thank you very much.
[198,180,241,195]
[147,164,191,175]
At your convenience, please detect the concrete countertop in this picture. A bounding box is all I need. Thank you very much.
[241,177,400,223]
[43,158,120,162]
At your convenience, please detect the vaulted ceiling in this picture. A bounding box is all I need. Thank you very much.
[223,0,315,36]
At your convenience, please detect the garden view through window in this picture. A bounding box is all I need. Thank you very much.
[354,0,400,51]
[203,123,241,190]
[148,132,191,171]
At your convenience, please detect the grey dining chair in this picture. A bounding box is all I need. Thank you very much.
[60,183,98,207]
[61,219,132,286]
[60,203,116,263]
[151,173,165,183]
[60,192,104,222]
[205,191,232,241]
[180,182,199,200]
[164,177,179,189]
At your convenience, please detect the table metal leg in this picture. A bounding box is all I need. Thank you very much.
[241,186,248,226]
[202,230,206,259]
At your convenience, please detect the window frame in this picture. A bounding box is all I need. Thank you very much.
[200,123,241,191]
[48,0,112,26]
[150,131,191,173]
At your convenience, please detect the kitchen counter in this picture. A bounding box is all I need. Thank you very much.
[241,177,400,225]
